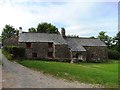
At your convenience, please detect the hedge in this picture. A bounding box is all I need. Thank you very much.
[2,49,13,60]
[108,49,120,60]
[3,46,25,58]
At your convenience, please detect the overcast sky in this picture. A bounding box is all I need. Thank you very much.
[0,0,119,37]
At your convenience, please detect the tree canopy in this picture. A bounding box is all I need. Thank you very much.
[37,22,58,33]
[1,24,16,40]
[115,32,120,52]
[28,27,37,32]
[97,31,113,48]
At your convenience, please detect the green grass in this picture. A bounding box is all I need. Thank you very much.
[17,60,118,88]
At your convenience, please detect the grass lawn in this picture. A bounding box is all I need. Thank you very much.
[17,60,118,88]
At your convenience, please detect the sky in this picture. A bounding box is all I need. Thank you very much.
[0,0,119,37]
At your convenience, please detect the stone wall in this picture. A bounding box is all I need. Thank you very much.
[19,42,71,60]
[70,51,86,63]
[54,44,71,60]
[19,42,48,59]
[19,42,108,62]
[84,46,108,62]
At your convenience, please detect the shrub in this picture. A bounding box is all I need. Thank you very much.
[108,49,120,60]
[2,49,13,60]
[12,46,25,58]
[3,46,25,59]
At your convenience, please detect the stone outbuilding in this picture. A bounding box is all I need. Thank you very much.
[18,30,108,62]
[66,37,108,63]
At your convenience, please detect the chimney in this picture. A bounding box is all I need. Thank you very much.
[61,28,66,38]
[19,27,22,33]
[19,27,22,36]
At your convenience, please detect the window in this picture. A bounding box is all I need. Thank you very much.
[92,54,94,58]
[48,42,53,48]
[76,53,78,58]
[48,52,53,58]
[26,42,31,48]
[32,53,37,57]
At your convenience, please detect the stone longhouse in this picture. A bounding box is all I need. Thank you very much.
[18,28,108,63]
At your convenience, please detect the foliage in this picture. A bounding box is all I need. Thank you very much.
[90,36,96,39]
[37,22,58,33]
[1,24,16,40]
[98,31,107,41]
[12,46,25,58]
[97,31,113,48]
[108,49,120,60]
[67,34,79,37]
[3,46,25,58]
[115,32,120,52]
[28,27,37,32]
[2,48,13,60]
[0,36,1,42]
[18,60,118,88]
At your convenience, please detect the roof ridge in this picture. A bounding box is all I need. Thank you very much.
[22,32,59,35]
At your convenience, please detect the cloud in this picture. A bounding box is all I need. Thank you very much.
[0,0,118,37]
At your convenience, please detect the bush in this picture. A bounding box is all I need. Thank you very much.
[3,46,25,59]
[2,49,13,60]
[12,46,25,58]
[108,49,120,60]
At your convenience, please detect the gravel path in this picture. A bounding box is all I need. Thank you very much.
[1,50,97,88]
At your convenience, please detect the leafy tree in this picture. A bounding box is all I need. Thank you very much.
[90,36,96,39]
[28,27,36,32]
[115,32,120,52]
[98,31,107,42]
[97,31,113,48]
[1,24,16,40]
[37,22,58,33]
[0,36,1,42]
[67,34,79,37]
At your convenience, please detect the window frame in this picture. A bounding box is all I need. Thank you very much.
[26,42,31,48]
[92,54,94,58]
[48,42,53,48]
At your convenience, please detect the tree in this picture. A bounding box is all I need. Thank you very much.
[0,36,1,42]
[67,34,79,37]
[98,31,107,42]
[37,22,58,33]
[1,24,16,40]
[115,32,120,52]
[28,27,36,32]
[90,36,96,39]
[97,31,113,48]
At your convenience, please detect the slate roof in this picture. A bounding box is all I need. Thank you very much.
[66,37,107,51]
[66,38,86,51]
[19,33,67,45]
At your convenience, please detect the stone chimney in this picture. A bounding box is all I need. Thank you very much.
[19,27,22,36]
[61,28,66,38]
[19,27,22,33]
